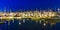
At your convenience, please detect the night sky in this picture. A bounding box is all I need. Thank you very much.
[0,0,60,12]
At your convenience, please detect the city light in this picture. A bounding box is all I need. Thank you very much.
[0,11,57,20]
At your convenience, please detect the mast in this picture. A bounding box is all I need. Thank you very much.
[10,8,12,13]
[4,7,6,13]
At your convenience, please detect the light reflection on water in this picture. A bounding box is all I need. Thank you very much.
[0,19,60,30]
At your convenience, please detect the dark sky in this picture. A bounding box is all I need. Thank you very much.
[0,0,60,12]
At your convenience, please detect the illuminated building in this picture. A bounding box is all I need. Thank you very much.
[0,8,59,25]
[0,11,57,20]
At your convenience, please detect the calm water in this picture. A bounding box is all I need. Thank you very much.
[0,19,60,30]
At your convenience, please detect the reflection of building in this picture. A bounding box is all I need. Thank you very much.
[6,19,52,30]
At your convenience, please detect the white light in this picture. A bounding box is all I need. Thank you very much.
[58,8,60,10]
[10,17,13,18]
[43,23,46,26]
[23,19,25,23]
[39,20,41,23]
[19,22,21,25]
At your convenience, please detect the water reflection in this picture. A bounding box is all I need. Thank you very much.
[0,19,60,30]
